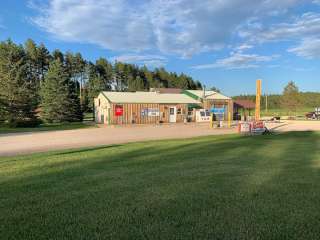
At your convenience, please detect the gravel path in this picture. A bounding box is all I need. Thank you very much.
[0,124,236,156]
[266,120,320,132]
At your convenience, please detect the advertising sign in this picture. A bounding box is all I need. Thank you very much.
[141,109,148,117]
[238,121,265,134]
[141,108,160,117]
[115,105,123,116]
[148,109,160,117]
[210,107,225,114]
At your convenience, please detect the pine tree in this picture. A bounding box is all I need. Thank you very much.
[135,76,145,91]
[86,63,110,110]
[40,59,82,122]
[0,40,39,127]
[281,81,301,115]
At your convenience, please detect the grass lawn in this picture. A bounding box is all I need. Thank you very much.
[1,132,320,239]
[261,108,313,117]
[0,122,94,134]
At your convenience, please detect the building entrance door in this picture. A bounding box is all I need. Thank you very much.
[169,107,177,123]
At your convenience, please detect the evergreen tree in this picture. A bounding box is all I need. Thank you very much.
[281,81,301,114]
[210,86,220,93]
[113,62,126,91]
[141,66,157,88]
[52,49,64,62]
[0,40,39,127]
[86,62,110,109]
[37,43,51,82]
[135,76,145,91]
[40,59,82,122]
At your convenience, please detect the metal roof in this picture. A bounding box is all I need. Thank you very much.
[101,91,200,104]
[185,90,231,100]
[234,100,255,109]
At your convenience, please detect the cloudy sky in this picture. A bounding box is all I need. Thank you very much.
[1,0,320,95]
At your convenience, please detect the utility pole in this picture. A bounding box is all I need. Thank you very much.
[265,94,268,114]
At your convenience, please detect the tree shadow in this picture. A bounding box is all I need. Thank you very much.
[1,132,320,239]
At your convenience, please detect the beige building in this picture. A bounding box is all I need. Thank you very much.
[183,90,233,121]
[94,91,201,125]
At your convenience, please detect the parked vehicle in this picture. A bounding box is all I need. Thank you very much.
[306,108,320,120]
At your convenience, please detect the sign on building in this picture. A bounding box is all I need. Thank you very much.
[141,108,160,117]
[210,107,226,121]
[210,107,225,114]
[147,109,160,117]
[115,105,123,116]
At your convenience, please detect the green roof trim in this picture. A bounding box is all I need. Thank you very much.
[188,103,202,109]
[182,90,200,100]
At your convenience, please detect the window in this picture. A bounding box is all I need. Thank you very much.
[98,99,101,106]
[177,108,182,114]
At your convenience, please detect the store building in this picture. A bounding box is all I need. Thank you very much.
[94,91,201,125]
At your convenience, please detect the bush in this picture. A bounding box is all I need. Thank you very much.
[8,118,42,128]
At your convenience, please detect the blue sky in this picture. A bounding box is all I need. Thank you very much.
[1,0,320,96]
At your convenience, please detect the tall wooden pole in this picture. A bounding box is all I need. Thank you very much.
[255,79,261,121]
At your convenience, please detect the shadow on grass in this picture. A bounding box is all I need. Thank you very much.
[1,132,320,239]
[55,144,123,156]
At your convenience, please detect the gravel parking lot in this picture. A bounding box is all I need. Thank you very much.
[1,120,319,157]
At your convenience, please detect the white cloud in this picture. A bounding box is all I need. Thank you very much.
[31,0,155,51]
[30,0,302,57]
[192,53,277,70]
[238,11,320,59]
[111,54,167,68]
[288,38,320,59]
[243,12,320,43]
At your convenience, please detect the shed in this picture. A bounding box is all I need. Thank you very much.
[233,99,255,120]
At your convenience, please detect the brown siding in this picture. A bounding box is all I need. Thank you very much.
[109,103,189,125]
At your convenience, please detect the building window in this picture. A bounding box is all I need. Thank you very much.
[98,99,101,106]
[177,108,182,114]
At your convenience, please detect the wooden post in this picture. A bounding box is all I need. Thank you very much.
[255,79,262,121]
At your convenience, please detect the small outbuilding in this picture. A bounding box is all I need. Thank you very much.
[94,91,201,125]
[233,99,255,120]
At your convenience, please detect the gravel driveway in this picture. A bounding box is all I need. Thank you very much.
[0,123,236,156]
[1,120,319,157]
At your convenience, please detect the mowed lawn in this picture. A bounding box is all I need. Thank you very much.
[1,132,320,239]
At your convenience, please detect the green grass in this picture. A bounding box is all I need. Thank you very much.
[261,108,313,117]
[1,132,320,239]
[0,122,94,134]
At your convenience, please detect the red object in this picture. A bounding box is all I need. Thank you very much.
[252,121,264,129]
[115,105,123,116]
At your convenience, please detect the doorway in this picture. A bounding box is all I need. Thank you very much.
[169,107,177,123]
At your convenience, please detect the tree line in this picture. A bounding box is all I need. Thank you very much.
[234,81,320,112]
[0,39,202,127]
